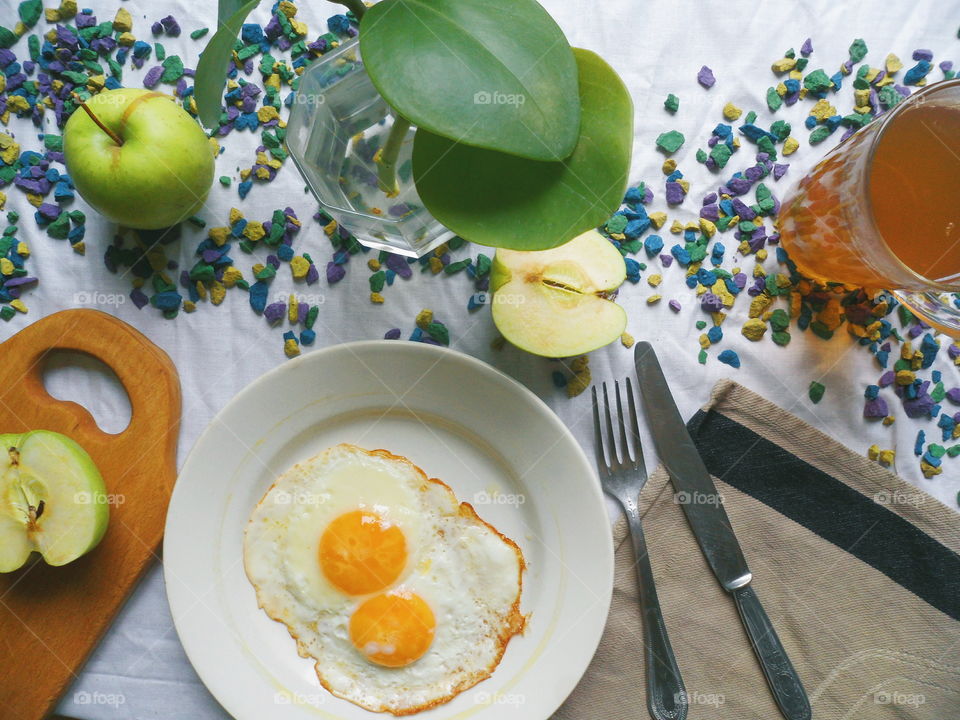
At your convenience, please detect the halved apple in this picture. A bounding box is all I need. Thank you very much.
[490,229,627,357]
[0,430,109,572]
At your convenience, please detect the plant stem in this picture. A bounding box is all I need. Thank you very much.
[376,115,410,198]
[339,0,367,20]
[73,94,124,147]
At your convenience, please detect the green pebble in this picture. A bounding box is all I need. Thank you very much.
[803,69,833,94]
[893,358,911,372]
[187,215,205,228]
[426,321,449,346]
[152,274,176,293]
[929,444,946,459]
[444,259,471,275]
[897,304,914,326]
[709,143,732,169]
[69,209,85,224]
[160,55,184,83]
[18,0,42,27]
[948,445,960,458]
[190,28,209,40]
[46,213,70,239]
[810,321,834,340]
[744,110,757,124]
[795,57,808,71]
[606,215,628,234]
[849,38,868,63]
[770,120,791,140]
[808,381,825,404]
[238,239,255,254]
[757,136,777,162]
[475,253,491,276]
[766,87,783,111]
[155,43,166,61]
[255,264,277,280]
[43,134,62,151]
[369,270,386,293]
[932,382,946,402]
[189,262,215,283]
[0,306,14,321]
[772,330,791,346]
[770,308,790,331]
[6,211,19,224]
[809,126,832,144]
[696,320,707,330]
[716,215,733,232]
[656,130,685,154]
[448,236,467,250]
[664,93,679,112]
[698,349,708,365]
[305,305,319,330]
[219,176,232,186]
[236,279,250,290]
[61,70,88,84]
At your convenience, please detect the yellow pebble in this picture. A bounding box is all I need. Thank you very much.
[878,449,895,466]
[113,7,132,31]
[810,99,836,122]
[183,300,196,313]
[210,281,226,306]
[677,179,690,193]
[367,258,381,271]
[71,241,85,255]
[699,218,716,238]
[895,370,915,385]
[16,241,28,257]
[771,57,796,73]
[756,248,768,262]
[45,8,60,21]
[221,266,243,287]
[566,370,591,399]
[117,31,135,47]
[416,309,433,330]
[290,256,310,280]
[648,212,667,229]
[699,333,711,350]
[775,82,787,97]
[10,299,27,313]
[647,274,662,287]
[257,106,280,124]
[323,220,338,237]
[620,332,635,349]
[243,221,265,242]
[370,292,384,304]
[288,294,298,323]
[885,53,903,74]
[228,207,244,225]
[711,279,735,307]
[711,311,726,325]
[195,281,207,301]
[695,285,707,296]
[722,102,742,120]
[278,0,298,16]
[670,220,683,234]
[252,263,265,276]
[921,460,941,478]
[0,258,13,275]
[867,444,879,461]
[662,159,677,174]
[284,339,301,358]
[646,295,662,304]
[741,318,767,341]
[428,257,443,273]
[882,416,895,426]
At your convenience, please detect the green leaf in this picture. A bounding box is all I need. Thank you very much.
[194,0,261,128]
[412,48,633,251]
[360,0,579,161]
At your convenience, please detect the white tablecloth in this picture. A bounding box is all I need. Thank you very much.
[0,0,950,717]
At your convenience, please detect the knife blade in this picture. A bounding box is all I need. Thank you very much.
[634,341,812,720]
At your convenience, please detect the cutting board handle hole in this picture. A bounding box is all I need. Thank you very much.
[42,351,132,435]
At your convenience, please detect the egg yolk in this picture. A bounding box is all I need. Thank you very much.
[349,591,436,667]
[319,510,407,595]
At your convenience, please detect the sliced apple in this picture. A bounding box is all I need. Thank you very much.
[490,229,627,357]
[0,430,109,572]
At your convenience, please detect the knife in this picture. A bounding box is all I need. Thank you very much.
[634,341,812,720]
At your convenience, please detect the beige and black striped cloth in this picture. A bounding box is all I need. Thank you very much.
[555,380,960,719]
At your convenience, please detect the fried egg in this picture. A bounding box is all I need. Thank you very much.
[244,443,526,715]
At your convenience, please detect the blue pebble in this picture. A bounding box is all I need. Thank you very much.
[670,244,691,266]
[707,326,723,343]
[238,179,253,199]
[718,349,741,368]
[623,217,651,239]
[624,257,641,283]
[277,244,294,261]
[327,14,352,33]
[904,60,932,85]
[712,123,732,138]
[685,275,698,289]
[829,72,843,90]
[666,170,683,182]
[249,280,268,313]
[804,116,818,129]
[300,329,316,346]
[920,333,939,368]
[922,450,942,468]
[938,414,956,441]
[151,291,181,311]
[240,23,264,45]
[864,384,879,399]
[914,430,925,456]
[409,327,423,342]
[623,186,643,205]
[643,234,663,257]
[467,292,486,311]
[385,269,396,285]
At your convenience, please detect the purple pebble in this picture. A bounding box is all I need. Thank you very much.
[863,397,889,418]
[384,328,402,340]
[700,204,720,221]
[151,21,163,34]
[940,61,954,73]
[263,302,286,324]
[143,65,163,88]
[702,192,718,205]
[801,38,813,56]
[130,288,149,309]
[668,299,681,312]
[733,273,747,289]
[160,15,181,36]
[912,49,933,62]
[305,263,320,285]
[665,181,685,205]
[697,65,716,88]
[879,370,896,387]
[773,163,789,180]
[659,254,674,267]
[386,253,413,279]
[326,262,346,284]
[642,187,654,204]
[946,388,960,404]
[700,293,723,313]
[903,394,936,419]
[297,303,309,322]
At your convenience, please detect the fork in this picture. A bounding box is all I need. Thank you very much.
[592,379,688,720]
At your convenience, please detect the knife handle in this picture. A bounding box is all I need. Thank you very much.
[732,585,811,720]
[625,507,688,720]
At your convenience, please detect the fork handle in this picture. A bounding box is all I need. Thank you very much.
[625,506,688,720]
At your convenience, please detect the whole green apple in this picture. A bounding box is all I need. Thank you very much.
[64,88,215,229]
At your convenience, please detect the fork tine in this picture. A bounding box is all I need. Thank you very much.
[591,385,607,471]
[625,377,645,469]
[613,381,632,464]
[601,382,618,465]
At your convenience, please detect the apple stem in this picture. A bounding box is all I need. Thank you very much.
[376,115,411,198]
[73,94,124,147]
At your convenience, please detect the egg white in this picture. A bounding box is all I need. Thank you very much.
[243,443,526,715]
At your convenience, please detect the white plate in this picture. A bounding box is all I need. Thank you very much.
[164,341,613,720]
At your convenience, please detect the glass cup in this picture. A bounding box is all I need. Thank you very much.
[285,38,455,258]
[778,78,960,336]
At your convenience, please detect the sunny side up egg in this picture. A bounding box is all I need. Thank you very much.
[243,443,527,715]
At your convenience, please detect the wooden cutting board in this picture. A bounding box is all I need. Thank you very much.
[0,309,181,719]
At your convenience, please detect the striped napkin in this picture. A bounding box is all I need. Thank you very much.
[555,379,960,719]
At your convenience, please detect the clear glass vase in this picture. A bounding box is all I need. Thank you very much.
[286,38,454,258]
